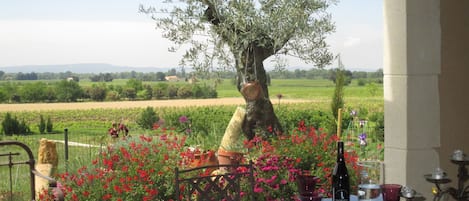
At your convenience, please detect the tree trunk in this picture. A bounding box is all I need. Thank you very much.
[236,45,282,140]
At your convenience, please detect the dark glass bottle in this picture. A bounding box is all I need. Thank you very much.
[332,141,350,201]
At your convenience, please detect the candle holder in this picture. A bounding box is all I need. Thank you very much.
[400,186,417,201]
[424,150,469,201]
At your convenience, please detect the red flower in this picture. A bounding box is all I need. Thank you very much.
[102,193,112,200]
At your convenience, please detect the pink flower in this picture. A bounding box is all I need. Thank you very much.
[179,115,188,123]
[254,185,264,193]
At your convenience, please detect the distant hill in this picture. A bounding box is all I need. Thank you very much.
[0,63,379,74]
[0,63,173,73]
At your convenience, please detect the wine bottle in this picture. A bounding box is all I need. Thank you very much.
[332,141,350,201]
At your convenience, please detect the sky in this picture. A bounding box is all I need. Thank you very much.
[0,0,383,71]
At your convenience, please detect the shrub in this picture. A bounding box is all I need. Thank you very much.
[369,111,384,142]
[137,106,159,129]
[167,85,178,99]
[2,112,30,135]
[105,90,120,101]
[122,88,137,100]
[45,132,188,201]
[2,112,17,136]
[38,115,46,134]
[357,79,367,86]
[191,84,204,98]
[201,84,217,98]
[177,85,193,98]
[143,84,153,100]
[153,83,168,99]
[46,116,53,133]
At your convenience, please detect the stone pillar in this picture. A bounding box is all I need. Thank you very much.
[35,138,59,198]
[439,0,469,192]
[383,0,440,199]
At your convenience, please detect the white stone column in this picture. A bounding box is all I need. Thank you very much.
[383,0,441,199]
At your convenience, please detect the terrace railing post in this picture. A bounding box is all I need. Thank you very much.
[64,128,69,172]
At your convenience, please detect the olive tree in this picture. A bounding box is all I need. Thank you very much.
[141,0,336,139]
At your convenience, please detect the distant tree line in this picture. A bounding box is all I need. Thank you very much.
[0,67,383,82]
[0,67,382,103]
[0,78,217,103]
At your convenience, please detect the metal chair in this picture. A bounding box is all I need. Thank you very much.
[175,160,255,201]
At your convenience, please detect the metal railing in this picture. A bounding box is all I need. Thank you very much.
[0,140,63,201]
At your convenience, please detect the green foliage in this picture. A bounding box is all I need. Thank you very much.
[142,0,336,73]
[126,78,143,92]
[0,88,8,102]
[86,83,107,101]
[366,82,380,97]
[331,68,345,121]
[177,84,193,98]
[276,108,334,133]
[105,90,120,101]
[191,84,204,98]
[1,112,30,135]
[20,82,47,102]
[153,82,168,99]
[142,84,153,100]
[329,69,353,86]
[357,79,367,86]
[167,85,178,99]
[161,106,236,137]
[46,116,53,133]
[55,80,83,102]
[137,106,159,129]
[38,115,46,134]
[122,87,137,100]
[369,111,384,142]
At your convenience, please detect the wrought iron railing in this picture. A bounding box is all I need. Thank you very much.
[0,140,64,201]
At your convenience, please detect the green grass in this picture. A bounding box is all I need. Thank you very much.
[216,79,383,99]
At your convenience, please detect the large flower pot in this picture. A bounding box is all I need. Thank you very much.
[190,150,218,168]
[217,148,244,166]
[296,175,322,201]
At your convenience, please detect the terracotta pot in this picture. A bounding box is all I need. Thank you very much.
[240,81,262,101]
[190,150,218,168]
[217,148,244,166]
[296,175,321,201]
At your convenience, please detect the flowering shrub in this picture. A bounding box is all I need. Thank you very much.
[243,135,300,200]
[38,120,361,201]
[252,153,301,200]
[42,128,191,201]
[246,120,360,198]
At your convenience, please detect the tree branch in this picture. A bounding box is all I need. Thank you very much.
[200,0,221,26]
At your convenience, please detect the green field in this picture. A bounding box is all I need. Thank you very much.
[211,78,383,99]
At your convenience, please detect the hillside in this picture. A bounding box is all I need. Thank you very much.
[0,63,173,73]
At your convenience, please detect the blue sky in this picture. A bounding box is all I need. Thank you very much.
[0,0,383,71]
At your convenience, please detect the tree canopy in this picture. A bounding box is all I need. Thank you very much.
[141,0,338,138]
[141,0,337,73]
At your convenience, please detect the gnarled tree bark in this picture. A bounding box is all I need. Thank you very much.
[203,3,283,140]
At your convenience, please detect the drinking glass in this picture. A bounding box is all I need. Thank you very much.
[381,184,402,201]
[357,161,383,201]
